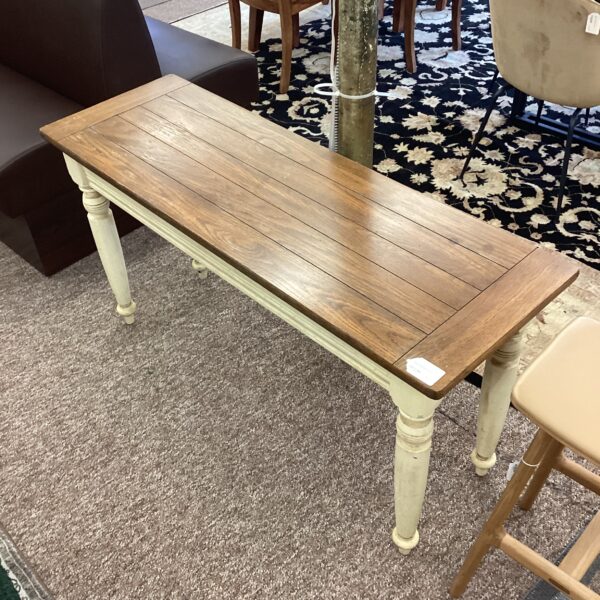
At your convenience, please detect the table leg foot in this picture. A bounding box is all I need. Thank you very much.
[192,259,209,280]
[471,330,523,476]
[470,449,496,477]
[389,378,441,554]
[392,528,419,555]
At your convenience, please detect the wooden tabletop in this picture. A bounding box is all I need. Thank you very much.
[41,75,579,398]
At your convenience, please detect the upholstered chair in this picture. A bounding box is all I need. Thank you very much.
[460,0,600,214]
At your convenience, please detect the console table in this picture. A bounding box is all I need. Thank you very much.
[41,75,579,554]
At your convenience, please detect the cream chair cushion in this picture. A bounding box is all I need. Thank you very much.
[512,317,600,466]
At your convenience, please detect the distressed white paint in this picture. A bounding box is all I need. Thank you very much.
[65,156,136,325]
[191,259,209,279]
[471,331,524,476]
[390,378,442,554]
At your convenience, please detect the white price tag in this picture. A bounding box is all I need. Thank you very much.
[406,357,446,386]
[586,12,600,35]
[506,461,518,481]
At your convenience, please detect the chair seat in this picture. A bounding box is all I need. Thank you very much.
[512,317,600,466]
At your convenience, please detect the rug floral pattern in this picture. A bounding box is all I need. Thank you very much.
[251,0,600,269]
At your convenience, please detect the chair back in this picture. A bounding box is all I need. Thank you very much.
[490,0,600,108]
[0,0,161,107]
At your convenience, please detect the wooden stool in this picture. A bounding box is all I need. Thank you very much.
[451,317,600,600]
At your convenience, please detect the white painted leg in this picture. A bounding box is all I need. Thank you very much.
[64,156,136,325]
[389,378,442,555]
[471,331,524,476]
[191,258,208,280]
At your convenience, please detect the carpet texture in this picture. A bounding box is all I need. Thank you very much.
[1,227,598,600]
[0,524,53,600]
[141,0,227,23]
[252,0,599,269]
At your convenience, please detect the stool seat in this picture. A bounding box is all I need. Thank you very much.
[512,317,600,466]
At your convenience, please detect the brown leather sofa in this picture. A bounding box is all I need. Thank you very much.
[0,0,259,275]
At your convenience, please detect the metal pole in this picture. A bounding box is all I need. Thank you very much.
[336,0,378,167]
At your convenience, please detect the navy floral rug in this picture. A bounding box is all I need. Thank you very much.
[251,0,600,270]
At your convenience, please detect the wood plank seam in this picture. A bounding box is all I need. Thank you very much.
[84,118,444,335]
[133,101,486,303]
[118,107,475,312]
[141,96,503,291]
[166,87,520,271]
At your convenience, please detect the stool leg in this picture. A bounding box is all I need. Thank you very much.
[556,108,582,215]
[292,13,300,48]
[450,429,551,598]
[519,438,563,511]
[392,0,404,32]
[436,0,447,9]
[248,7,264,52]
[471,330,523,476]
[460,82,511,182]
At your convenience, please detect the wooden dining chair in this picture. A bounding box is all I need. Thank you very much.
[228,0,322,94]
[451,317,600,600]
[392,0,462,73]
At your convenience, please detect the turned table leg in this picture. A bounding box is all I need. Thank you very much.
[471,331,523,476]
[191,259,209,280]
[65,157,136,325]
[390,378,441,554]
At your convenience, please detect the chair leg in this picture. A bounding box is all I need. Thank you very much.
[436,0,447,9]
[228,0,242,48]
[393,0,404,32]
[292,12,300,48]
[556,108,583,214]
[378,0,385,19]
[488,67,499,91]
[519,439,563,511]
[584,107,591,127]
[278,0,294,93]
[404,0,417,73]
[449,429,551,598]
[460,82,511,181]
[451,0,462,51]
[248,7,264,52]
[534,99,544,125]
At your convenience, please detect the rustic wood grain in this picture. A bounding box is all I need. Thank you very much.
[138,96,505,291]
[94,115,455,333]
[40,75,187,142]
[398,248,579,397]
[169,82,535,268]
[123,102,480,309]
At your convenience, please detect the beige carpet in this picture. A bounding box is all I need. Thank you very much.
[0,229,598,600]
[141,0,227,23]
